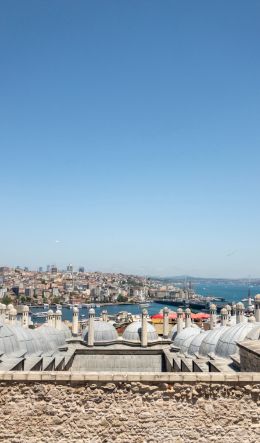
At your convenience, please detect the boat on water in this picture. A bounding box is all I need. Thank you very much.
[140,303,150,308]
[32,312,48,318]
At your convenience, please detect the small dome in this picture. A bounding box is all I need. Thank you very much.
[0,324,20,355]
[89,308,95,315]
[56,310,62,315]
[122,321,158,342]
[245,324,260,340]
[36,324,68,350]
[22,305,29,312]
[221,308,228,315]
[177,308,183,314]
[225,304,231,311]
[82,321,118,343]
[10,308,17,316]
[172,327,200,353]
[199,326,229,357]
[215,322,257,358]
[48,309,53,315]
[236,302,244,310]
[7,304,14,310]
[163,307,169,313]
[255,294,260,301]
[188,331,208,356]
[210,304,216,310]
[73,306,78,313]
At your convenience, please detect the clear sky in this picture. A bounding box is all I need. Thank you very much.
[0,0,259,278]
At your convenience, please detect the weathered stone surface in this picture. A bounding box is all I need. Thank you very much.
[0,382,259,442]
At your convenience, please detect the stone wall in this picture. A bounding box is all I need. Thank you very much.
[238,340,260,372]
[0,373,259,443]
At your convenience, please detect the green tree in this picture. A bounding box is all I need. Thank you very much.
[1,295,12,305]
[117,295,128,303]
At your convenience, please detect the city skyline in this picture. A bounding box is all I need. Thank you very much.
[1,1,260,278]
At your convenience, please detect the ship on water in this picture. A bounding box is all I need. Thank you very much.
[153,281,225,312]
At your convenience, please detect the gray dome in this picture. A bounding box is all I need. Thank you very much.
[11,326,43,355]
[215,322,257,358]
[82,321,118,343]
[188,331,208,356]
[199,326,229,357]
[245,324,260,340]
[172,327,200,352]
[35,324,68,350]
[122,321,158,342]
[171,323,185,341]
[0,324,20,355]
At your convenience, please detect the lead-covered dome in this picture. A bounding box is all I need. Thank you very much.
[0,324,20,355]
[199,326,229,357]
[122,321,158,342]
[172,326,200,353]
[215,322,257,358]
[82,321,118,343]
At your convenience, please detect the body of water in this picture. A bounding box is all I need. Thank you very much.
[30,283,260,324]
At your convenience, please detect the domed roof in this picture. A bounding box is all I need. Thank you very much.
[199,326,229,356]
[11,326,42,355]
[82,321,118,343]
[171,322,185,340]
[122,321,158,342]
[215,322,257,358]
[254,294,260,301]
[245,324,260,340]
[188,331,208,356]
[0,323,20,355]
[172,326,200,352]
[35,324,68,350]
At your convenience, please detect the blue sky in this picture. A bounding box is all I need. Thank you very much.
[0,0,259,277]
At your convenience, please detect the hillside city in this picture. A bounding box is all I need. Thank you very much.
[0,265,183,306]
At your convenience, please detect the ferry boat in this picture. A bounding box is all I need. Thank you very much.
[140,303,150,308]
[32,312,48,319]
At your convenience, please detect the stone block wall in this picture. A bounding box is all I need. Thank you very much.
[0,372,259,442]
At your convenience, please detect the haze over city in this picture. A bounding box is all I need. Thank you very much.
[1,1,260,278]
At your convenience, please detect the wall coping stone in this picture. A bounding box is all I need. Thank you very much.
[0,371,259,383]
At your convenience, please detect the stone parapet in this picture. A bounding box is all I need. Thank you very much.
[0,370,259,383]
[0,378,259,442]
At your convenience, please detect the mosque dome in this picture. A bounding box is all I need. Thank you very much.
[215,322,257,358]
[188,331,208,356]
[35,324,68,350]
[0,323,20,355]
[236,302,244,310]
[122,321,158,342]
[244,323,260,340]
[199,326,229,356]
[11,326,42,355]
[170,322,185,341]
[172,326,200,353]
[82,321,118,343]
[254,294,260,301]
